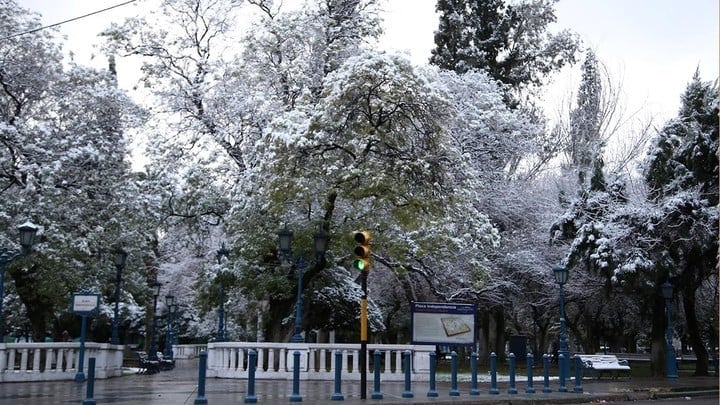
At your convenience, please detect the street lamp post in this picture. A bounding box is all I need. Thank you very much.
[149,281,162,361]
[169,303,178,356]
[553,263,570,391]
[277,226,328,343]
[0,222,38,343]
[216,244,230,342]
[164,294,175,359]
[661,282,678,378]
[111,249,127,345]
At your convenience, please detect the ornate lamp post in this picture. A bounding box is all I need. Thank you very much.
[661,282,678,378]
[111,249,127,345]
[553,263,570,391]
[216,244,230,342]
[164,294,175,358]
[169,302,178,355]
[149,281,162,361]
[0,222,38,342]
[277,226,328,343]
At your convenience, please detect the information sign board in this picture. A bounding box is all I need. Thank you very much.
[411,302,476,346]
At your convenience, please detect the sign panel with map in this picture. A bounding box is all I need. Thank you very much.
[411,302,476,346]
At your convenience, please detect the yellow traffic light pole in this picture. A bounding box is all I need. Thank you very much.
[353,231,371,399]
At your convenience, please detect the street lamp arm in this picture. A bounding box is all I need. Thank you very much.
[1,247,31,265]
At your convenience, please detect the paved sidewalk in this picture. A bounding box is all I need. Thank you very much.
[1,361,717,404]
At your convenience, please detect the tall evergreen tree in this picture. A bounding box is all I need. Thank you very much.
[430,0,579,94]
[568,50,604,191]
[640,71,718,375]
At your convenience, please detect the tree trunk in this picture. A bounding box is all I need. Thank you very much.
[650,294,667,377]
[493,308,506,358]
[478,311,490,365]
[9,263,54,342]
[682,288,709,375]
[264,296,295,342]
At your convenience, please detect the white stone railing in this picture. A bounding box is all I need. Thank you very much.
[0,342,124,382]
[206,342,435,381]
[173,343,207,359]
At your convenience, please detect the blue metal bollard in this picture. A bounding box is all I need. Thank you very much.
[245,349,258,404]
[489,352,499,395]
[332,350,344,401]
[508,352,518,394]
[526,353,535,394]
[371,350,383,399]
[427,352,439,397]
[82,357,96,405]
[558,353,568,392]
[402,350,413,398]
[290,351,303,402]
[469,352,480,395]
[573,355,583,392]
[449,351,460,396]
[542,354,552,393]
[194,351,208,405]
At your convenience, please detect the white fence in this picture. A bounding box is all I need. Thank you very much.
[203,342,436,381]
[174,343,207,359]
[0,342,124,382]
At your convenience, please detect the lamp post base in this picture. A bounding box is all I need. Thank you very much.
[290,334,304,343]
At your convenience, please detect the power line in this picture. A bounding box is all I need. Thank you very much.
[2,0,138,41]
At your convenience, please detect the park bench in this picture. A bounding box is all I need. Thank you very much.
[157,352,175,371]
[136,351,160,375]
[578,354,631,379]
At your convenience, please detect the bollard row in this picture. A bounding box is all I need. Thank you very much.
[188,350,585,403]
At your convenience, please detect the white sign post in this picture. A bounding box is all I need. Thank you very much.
[72,292,100,382]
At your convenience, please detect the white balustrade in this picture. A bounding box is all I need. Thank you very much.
[0,342,124,382]
[173,344,207,359]
[204,342,435,381]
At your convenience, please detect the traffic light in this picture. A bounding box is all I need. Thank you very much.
[352,231,371,271]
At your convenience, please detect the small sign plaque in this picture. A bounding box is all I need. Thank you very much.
[72,293,100,315]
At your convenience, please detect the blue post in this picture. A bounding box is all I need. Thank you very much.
[332,350,344,401]
[489,352,499,395]
[469,352,479,395]
[508,352,517,394]
[111,265,122,345]
[573,355,583,392]
[371,350,383,399]
[526,353,535,394]
[74,314,88,382]
[402,350,413,398]
[290,351,303,402]
[542,354,552,393]
[245,349,258,403]
[558,353,567,392]
[217,283,225,342]
[194,351,208,405]
[427,352,439,397]
[663,285,679,379]
[82,357,96,405]
[449,351,460,396]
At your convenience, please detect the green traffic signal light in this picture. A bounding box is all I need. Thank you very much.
[353,258,368,270]
[353,230,371,271]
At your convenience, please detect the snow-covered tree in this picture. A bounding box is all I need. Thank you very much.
[640,71,718,375]
[0,0,147,340]
[430,0,580,100]
[555,71,718,376]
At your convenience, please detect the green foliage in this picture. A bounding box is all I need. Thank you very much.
[430,0,580,93]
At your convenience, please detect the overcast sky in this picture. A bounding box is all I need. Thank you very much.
[16,0,720,122]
